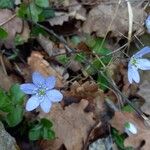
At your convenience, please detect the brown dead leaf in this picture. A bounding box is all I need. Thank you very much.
[82,3,145,37]
[28,51,63,87]
[0,9,22,48]
[39,100,95,150]
[65,80,104,119]
[49,0,86,26]
[124,131,150,150]
[110,111,150,150]
[38,138,63,150]
[0,66,15,90]
[138,80,150,115]
[110,111,147,133]
[67,80,100,100]
[19,21,30,43]
[37,35,54,56]
[0,55,22,90]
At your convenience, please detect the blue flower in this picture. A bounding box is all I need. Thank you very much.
[20,72,63,113]
[146,15,150,33]
[128,46,150,84]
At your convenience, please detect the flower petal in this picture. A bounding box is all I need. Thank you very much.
[40,96,52,113]
[130,66,140,83]
[134,46,150,58]
[45,76,56,90]
[146,16,150,33]
[137,58,150,70]
[20,83,37,94]
[32,72,45,86]
[26,96,40,111]
[46,89,63,102]
[128,66,133,84]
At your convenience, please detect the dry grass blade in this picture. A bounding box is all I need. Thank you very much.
[126,0,133,50]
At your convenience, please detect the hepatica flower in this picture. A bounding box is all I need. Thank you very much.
[20,72,63,113]
[128,46,150,84]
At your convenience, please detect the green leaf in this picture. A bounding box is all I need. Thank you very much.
[17,3,28,19]
[0,0,14,9]
[0,89,12,112]
[31,26,48,36]
[86,58,103,75]
[43,128,55,140]
[74,52,86,63]
[29,128,41,140]
[27,2,42,22]
[56,54,70,65]
[97,73,109,91]
[112,128,133,150]
[6,106,23,127]
[15,34,25,46]
[41,118,53,128]
[29,118,55,141]
[0,27,8,40]
[39,8,55,21]
[35,0,49,8]
[9,84,25,105]
[85,35,112,65]
[122,105,134,112]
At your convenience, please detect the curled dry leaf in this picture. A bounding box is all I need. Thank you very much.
[0,9,22,48]
[39,100,96,150]
[28,51,63,87]
[49,0,86,26]
[110,111,150,149]
[37,35,54,57]
[82,3,145,37]
[67,80,99,99]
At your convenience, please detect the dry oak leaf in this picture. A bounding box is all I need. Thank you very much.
[48,0,86,26]
[110,111,150,150]
[82,4,145,37]
[39,100,96,150]
[28,51,63,87]
[124,131,150,150]
[0,9,22,48]
[68,80,100,99]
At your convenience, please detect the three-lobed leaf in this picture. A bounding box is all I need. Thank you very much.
[6,106,24,127]
[9,84,25,105]
[29,118,55,141]
[0,84,25,127]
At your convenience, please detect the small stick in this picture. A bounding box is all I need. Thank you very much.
[0,14,16,26]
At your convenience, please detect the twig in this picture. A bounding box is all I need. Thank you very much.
[0,14,16,26]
